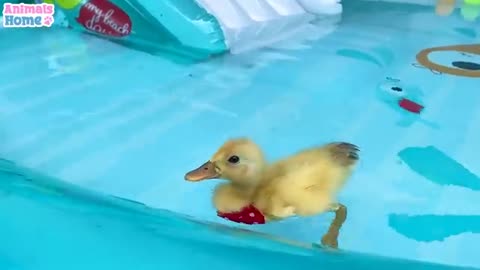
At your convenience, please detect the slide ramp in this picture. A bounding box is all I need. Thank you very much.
[195,0,342,53]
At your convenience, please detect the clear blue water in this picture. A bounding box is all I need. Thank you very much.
[1,0,479,269]
[0,159,471,270]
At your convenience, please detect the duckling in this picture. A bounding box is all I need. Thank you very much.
[184,138,266,213]
[185,138,359,248]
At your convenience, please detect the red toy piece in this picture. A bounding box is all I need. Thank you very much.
[398,98,424,114]
[217,205,266,225]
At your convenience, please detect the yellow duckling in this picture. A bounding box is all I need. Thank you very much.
[185,138,359,248]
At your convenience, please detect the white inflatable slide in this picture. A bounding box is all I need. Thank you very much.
[195,0,342,53]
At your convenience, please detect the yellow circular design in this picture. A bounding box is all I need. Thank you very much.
[416,44,480,78]
[55,0,83,10]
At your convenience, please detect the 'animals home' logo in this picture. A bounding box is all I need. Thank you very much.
[2,3,54,28]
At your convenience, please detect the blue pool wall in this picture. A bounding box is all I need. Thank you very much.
[0,158,475,270]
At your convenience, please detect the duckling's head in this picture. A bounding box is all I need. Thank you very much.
[185,138,266,186]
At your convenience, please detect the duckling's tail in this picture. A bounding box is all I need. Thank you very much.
[326,142,360,167]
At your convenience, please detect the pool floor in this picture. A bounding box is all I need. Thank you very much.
[0,1,479,268]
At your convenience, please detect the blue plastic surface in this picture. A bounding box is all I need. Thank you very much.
[0,159,476,270]
[1,0,479,269]
[31,0,228,60]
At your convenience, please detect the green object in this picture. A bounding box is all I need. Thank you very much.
[465,0,480,5]
[461,3,480,21]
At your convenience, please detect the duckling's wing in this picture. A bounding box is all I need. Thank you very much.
[264,142,360,180]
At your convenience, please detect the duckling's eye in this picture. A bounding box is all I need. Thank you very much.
[227,155,240,164]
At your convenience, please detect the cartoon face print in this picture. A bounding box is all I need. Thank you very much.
[376,77,438,129]
[378,77,408,101]
[415,44,480,78]
[417,50,480,73]
[411,63,443,75]
[451,52,480,71]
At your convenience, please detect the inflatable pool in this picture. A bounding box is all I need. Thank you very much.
[1,0,479,269]
[1,0,342,59]
[0,158,470,270]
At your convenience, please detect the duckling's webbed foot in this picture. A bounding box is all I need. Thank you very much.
[327,142,360,167]
[321,203,347,249]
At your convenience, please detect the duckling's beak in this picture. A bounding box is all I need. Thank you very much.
[184,161,220,182]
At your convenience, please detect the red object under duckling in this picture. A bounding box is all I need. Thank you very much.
[217,205,266,225]
[398,98,424,114]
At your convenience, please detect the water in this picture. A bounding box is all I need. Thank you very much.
[0,159,472,270]
[0,0,479,269]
